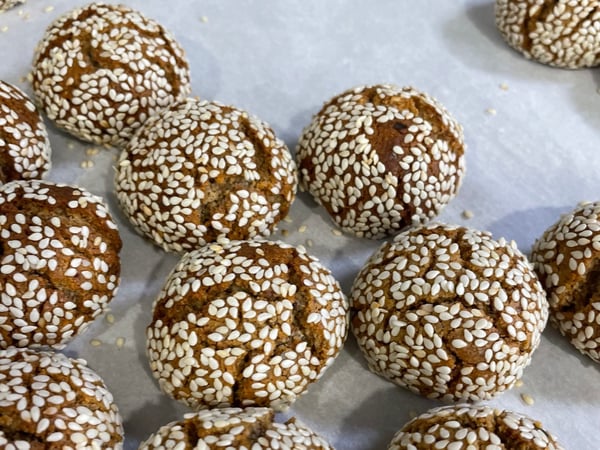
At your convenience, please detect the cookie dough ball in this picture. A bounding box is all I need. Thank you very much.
[139,407,333,450]
[351,222,548,402]
[296,84,465,239]
[495,0,600,68]
[531,201,600,363]
[0,80,51,183]
[147,239,348,411]
[0,347,123,449]
[32,2,191,147]
[388,404,563,450]
[0,180,122,349]
[115,98,297,252]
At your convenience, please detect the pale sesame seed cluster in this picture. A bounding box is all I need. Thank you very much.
[0,347,124,449]
[139,407,333,450]
[0,179,121,349]
[0,80,51,184]
[388,404,564,450]
[495,0,600,68]
[31,2,191,147]
[296,84,466,239]
[147,239,348,411]
[115,98,297,252]
[351,222,548,402]
[531,201,600,363]
[0,0,23,13]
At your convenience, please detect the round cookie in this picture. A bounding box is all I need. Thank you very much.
[32,2,191,147]
[388,404,563,450]
[0,80,51,183]
[531,201,600,363]
[495,0,600,68]
[0,347,123,449]
[115,98,297,252]
[296,84,466,239]
[0,179,121,349]
[350,222,548,402]
[147,239,348,411]
[139,407,333,450]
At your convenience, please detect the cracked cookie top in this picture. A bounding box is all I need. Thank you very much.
[146,239,348,411]
[31,2,191,147]
[0,347,123,449]
[115,98,297,253]
[350,222,548,402]
[296,84,465,239]
[0,179,121,349]
[388,404,563,450]
[139,407,332,450]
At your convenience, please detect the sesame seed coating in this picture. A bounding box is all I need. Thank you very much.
[0,347,124,449]
[0,179,122,349]
[495,0,600,68]
[147,239,348,411]
[139,407,333,450]
[388,404,564,449]
[31,2,191,147]
[296,84,465,239]
[0,80,51,183]
[351,222,548,402]
[531,201,600,363]
[0,1,23,13]
[115,98,297,252]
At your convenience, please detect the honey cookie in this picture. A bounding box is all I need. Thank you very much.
[351,222,548,402]
[296,84,465,239]
[495,0,600,68]
[0,180,121,349]
[115,98,297,252]
[32,2,191,147]
[0,80,51,183]
[147,239,348,411]
[139,407,333,450]
[388,404,563,449]
[0,347,123,449]
[531,201,600,363]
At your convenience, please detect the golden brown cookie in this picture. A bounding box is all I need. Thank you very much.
[115,98,297,252]
[32,2,191,146]
[495,0,600,68]
[388,404,563,450]
[351,222,548,401]
[531,201,600,363]
[0,80,51,183]
[296,84,466,239]
[0,180,122,349]
[0,347,123,449]
[139,407,333,450]
[147,239,348,411]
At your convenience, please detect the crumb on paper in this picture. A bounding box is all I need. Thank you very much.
[462,209,474,219]
[81,160,94,169]
[116,337,125,348]
[298,225,308,233]
[200,15,208,23]
[68,142,75,150]
[521,393,535,405]
[1,26,8,33]
[499,82,509,91]
[331,228,342,236]
[106,313,115,324]
[86,147,100,156]
[280,229,289,237]
[44,5,54,13]
[90,339,102,347]
[515,379,524,388]
[283,216,293,223]
[485,108,497,116]
[306,239,314,248]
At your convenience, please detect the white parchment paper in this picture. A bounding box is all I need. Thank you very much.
[1,1,599,449]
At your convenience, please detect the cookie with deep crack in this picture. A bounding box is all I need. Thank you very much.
[147,239,348,411]
[0,179,121,349]
[351,222,548,401]
[139,407,333,450]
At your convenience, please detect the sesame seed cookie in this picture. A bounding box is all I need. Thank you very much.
[0,80,51,183]
[495,0,600,68]
[31,2,191,147]
[388,404,563,450]
[0,179,121,349]
[531,201,600,363]
[351,222,548,402]
[115,98,297,252]
[139,407,333,450]
[0,347,124,449]
[296,84,465,239]
[147,239,348,411]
